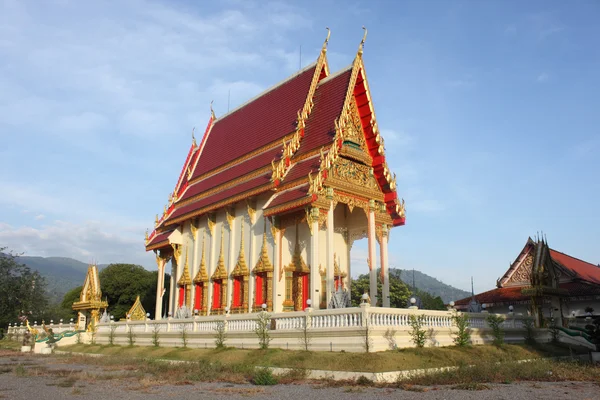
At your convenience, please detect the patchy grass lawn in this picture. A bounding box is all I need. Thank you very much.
[56,342,576,373]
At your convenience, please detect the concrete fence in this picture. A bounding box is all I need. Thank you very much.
[6,305,532,352]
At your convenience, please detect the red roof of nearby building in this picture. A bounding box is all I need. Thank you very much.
[455,287,529,306]
[190,64,318,180]
[550,249,600,285]
[145,230,173,250]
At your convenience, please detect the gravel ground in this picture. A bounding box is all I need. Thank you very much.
[1,351,599,400]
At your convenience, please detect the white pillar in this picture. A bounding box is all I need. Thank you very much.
[310,207,320,310]
[367,201,377,306]
[248,217,256,312]
[227,216,236,310]
[326,200,334,306]
[155,256,166,320]
[272,222,283,313]
[381,224,390,307]
[169,260,176,316]
[190,226,199,313]
[207,222,216,316]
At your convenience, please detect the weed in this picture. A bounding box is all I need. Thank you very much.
[383,328,397,350]
[361,314,373,353]
[57,377,78,387]
[255,312,271,350]
[71,388,83,395]
[409,314,427,348]
[452,382,490,390]
[108,324,117,346]
[452,312,471,347]
[486,314,506,346]
[180,324,188,348]
[251,367,278,385]
[298,314,312,351]
[14,364,26,376]
[355,375,374,386]
[151,324,161,347]
[523,318,536,345]
[127,326,136,346]
[214,320,227,349]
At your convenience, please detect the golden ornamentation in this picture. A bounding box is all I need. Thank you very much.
[177,250,192,287]
[193,232,209,283]
[171,244,182,266]
[333,192,368,213]
[333,253,347,279]
[127,295,147,321]
[207,214,216,236]
[144,229,149,243]
[72,265,108,330]
[190,220,198,241]
[211,229,228,281]
[285,242,311,274]
[331,158,378,190]
[246,199,256,224]
[254,229,274,273]
[155,214,159,226]
[191,126,196,147]
[231,228,249,277]
[394,198,406,219]
[508,254,534,285]
[226,207,235,231]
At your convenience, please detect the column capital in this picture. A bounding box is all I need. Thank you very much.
[325,187,334,200]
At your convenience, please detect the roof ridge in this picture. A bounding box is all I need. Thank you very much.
[214,62,318,122]
[550,248,598,268]
[318,64,353,85]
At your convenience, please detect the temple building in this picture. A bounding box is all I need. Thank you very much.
[455,237,600,326]
[144,29,405,319]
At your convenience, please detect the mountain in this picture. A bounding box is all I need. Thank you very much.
[15,255,107,303]
[390,269,471,303]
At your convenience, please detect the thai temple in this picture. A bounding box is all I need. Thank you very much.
[144,29,406,319]
[456,236,600,326]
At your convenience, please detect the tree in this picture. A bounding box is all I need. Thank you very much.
[0,247,49,330]
[99,264,159,320]
[350,270,411,307]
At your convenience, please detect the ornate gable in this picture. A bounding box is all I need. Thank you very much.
[177,251,192,286]
[285,241,310,274]
[127,295,147,321]
[211,230,228,281]
[231,229,249,277]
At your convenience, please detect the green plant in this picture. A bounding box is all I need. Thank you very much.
[151,324,161,347]
[214,320,227,348]
[180,324,189,348]
[75,332,82,344]
[452,312,471,347]
[298,314,311,351]
[252,367,278,385]
[356,375,374,386]
[383,328,397,350]
[523,318,536,345]
[549,320,560,344]
[408,314,427,348]
[361,314,373,353]
[14,364,26,376]
[486,314,506,346]
[255,312,272,350]
[108,324,117,345]
[126,326,136,346]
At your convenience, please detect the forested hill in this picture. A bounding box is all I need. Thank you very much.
[390,269,471,303]
[15,255,107,303]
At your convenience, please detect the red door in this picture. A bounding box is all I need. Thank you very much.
[302,274,309,310]
[194,284,203,311]
[212,281,221,309]
[255,275,263,306]
[178,286,185,307]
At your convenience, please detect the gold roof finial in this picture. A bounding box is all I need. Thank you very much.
[358,26,367,55]
[322,27,331,52]
[210,100,216,120]
[145,229,149,242]
[191,126,196,147]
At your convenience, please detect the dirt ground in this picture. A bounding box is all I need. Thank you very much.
[1,350,599,400]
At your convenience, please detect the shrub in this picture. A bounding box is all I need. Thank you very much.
[214,320,227,348]
[252,367,278,385]
[127,326,136,346]
[361,314,373,353]
[108,324,117,345]
[408,314,427,348]
[151,324,161,347]
[255,312,271,350]
[452,312,471,347]
[180,324,189,348]
[298,314,312,351]
[356,375,374,386]
[486,314,506,346]
[523,318,536,345]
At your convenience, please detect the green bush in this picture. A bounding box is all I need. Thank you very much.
[452,312,471,347]
[252,367,278,385]
[486,314,506,346]
[409,314,427,348]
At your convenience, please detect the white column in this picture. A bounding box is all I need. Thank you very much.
[272,222,283,313]
[310,207,320,310]
[367,201,377,306]
[381,224,390,308]
[207,223,216,316]
[326,200,334,306]
[155,256,166,320]
[169,260,176,316]
[248,217,256,312]
[190,227,199,313]
[173,255,180,314]
[227,216,236,310]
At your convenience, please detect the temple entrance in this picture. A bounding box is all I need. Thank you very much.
[211,280,223,314]
[193,283,205,314]
[254,273,268,310]
[292,272,310,311]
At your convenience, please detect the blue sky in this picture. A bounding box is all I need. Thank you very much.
[0,0,598,294]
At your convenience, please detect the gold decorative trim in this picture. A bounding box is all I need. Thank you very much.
[211,229,228,281]
[177,251,192,286]
[246,199,256,224]
[207,214,216,237]
[231,228,249,277]
[127,295,146,321]
[171,244,183,266]
[190,219,198,240]
[285,242,310,274]
[254,228,274,273]
[193,232,209,283]
[226,207,235,231]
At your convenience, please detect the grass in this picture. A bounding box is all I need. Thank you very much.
[56,342,575,373]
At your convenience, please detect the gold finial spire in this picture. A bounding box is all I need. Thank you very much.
[191,127,196,147]
[145,229,149,242]
[358,26,367,55]
[155,214,159,225]
[322,27,331,51]
[210,100,216,120]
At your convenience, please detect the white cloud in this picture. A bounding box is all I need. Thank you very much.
[34,214,45,221]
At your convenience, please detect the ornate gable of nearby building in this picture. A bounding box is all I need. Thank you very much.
[127,295,146,321]
[73,264,108,311]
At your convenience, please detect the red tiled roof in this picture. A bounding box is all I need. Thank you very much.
[165,174,272,224]
[455,287,529,306]
[179,146,283,202]
[284,155,321,183]
[190,64,317,180]
[146,230,173,250]
[265,184,311,212]
[550,249,600,285]
[298,68,352,156]
[558,281,600,297]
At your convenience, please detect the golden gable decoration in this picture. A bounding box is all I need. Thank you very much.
[193,232,209,283]
[127,295,147,321]
[254,230,273,273]
[211,229,228,281]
